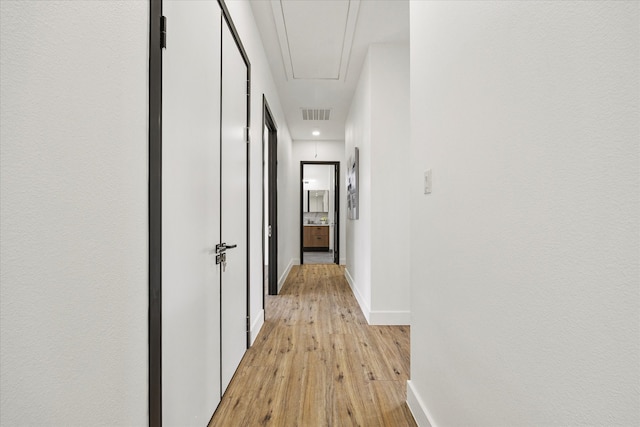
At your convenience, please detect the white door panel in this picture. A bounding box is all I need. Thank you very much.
[162,2,222,424]
[220,18,249,394]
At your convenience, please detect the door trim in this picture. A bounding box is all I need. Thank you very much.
[148,0,162,424]
[299,161,340,265]
[262,95,278,299]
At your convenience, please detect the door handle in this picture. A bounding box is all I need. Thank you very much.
[215,243,238,253]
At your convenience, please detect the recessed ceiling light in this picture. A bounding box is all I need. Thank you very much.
[312,130,320,136]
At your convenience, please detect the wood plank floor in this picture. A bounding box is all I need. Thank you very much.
[209,264,417,427]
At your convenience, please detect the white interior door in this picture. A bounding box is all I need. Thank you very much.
[220,18,249,394]
[162,2,222,424]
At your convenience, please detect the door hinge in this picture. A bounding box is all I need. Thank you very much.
[246,316,251,334]
[245,127,250,143]
[160,16,167,49]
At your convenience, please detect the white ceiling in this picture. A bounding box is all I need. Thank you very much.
[249,0,409,141]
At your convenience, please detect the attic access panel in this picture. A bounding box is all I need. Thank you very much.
[271,0,360,80]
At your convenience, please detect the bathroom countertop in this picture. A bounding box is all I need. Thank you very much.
[304,223,330,226]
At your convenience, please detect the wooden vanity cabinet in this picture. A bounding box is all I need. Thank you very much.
[303,226,329,250]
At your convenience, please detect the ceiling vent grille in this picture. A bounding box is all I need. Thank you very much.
[302,108,331,121]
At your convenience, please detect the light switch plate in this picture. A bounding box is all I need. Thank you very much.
[424,169,432,194]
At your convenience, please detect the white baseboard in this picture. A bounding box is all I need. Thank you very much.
[407,380,436,427]
[344,269,410,326]
[344,268,371,323]
[249,309,264,346]
[339,257,346,265]
[369,310,411,325]
[278,258,298,292]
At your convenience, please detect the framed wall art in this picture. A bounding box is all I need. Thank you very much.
[347,147,359,220]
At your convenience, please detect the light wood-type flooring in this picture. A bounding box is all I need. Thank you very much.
[209,264,417,426]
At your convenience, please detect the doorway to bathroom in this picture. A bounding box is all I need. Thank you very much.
[300,161,340,265]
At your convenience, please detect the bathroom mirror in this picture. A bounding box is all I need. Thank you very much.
[306,189,328,212]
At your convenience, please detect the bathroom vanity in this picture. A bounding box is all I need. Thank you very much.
[303,225,329,251]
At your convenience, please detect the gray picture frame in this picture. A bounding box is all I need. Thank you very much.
[347,147,359,220]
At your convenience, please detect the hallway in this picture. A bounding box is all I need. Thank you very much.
[1,1,637,425]
[210,264,416,426]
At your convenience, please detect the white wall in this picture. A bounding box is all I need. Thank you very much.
[370,44,411,319]
[345,44,411,325]
[304,164,331,190]
[224,1,295,338]
[0,1,148,425]
[345,56,373,313]
[407,2,639,426]
[293,140,347,265]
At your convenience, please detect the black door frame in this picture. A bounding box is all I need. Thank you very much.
[148,0,162,424]
[148,0,251,423]
[262,96,278,299]
[299,161,340,265]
